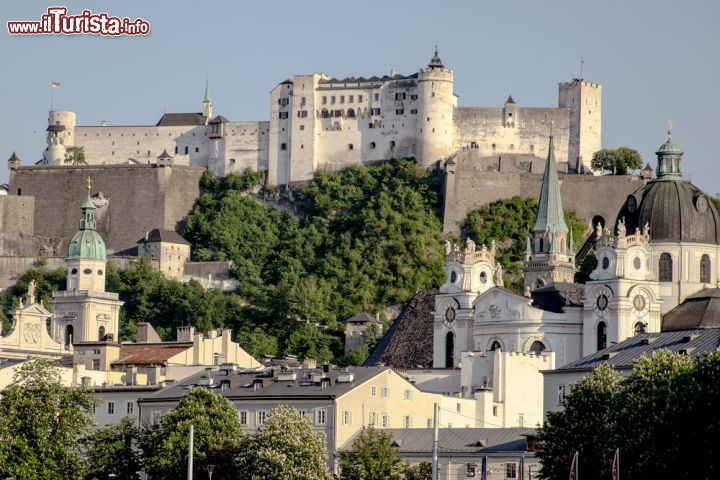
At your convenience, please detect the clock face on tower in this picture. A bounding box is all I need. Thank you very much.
[633,290,650,316]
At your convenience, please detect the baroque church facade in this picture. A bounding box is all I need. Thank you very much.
[38,50,601,185]
[431,129,720,426]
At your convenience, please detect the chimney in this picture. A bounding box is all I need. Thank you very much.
[137,323,149,343]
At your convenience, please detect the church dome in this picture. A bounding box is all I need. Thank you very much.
[68,196,107,261]
[615,134,720,244]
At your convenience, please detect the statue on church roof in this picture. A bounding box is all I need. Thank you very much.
[617,217,626,238]
[27,279,37,304]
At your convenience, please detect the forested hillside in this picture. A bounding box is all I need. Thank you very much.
[3,160,591,364]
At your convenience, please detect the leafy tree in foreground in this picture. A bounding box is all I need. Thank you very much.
[338,426,405,480]
[233,405,332,480]
[83,416,143,480]
[590,147,643,175]
[536,364,621,480]
[404,461,433,480]
[0,358,95,480]
[142,388,242,480]
[64,145,87,165]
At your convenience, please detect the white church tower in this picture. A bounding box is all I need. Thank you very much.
[50,179,123,346]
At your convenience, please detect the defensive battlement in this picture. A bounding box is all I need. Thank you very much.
[559,80,601,89]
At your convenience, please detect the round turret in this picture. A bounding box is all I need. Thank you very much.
[44,110,76,165]
[416,49,455,167]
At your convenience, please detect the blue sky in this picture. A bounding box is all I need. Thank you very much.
[1,1,718,195]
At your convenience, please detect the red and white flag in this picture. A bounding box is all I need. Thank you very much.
[51,81,61,88]
[569,451,579,480]
[612,448,620,480]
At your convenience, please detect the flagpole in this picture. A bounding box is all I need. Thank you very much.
[50,84,54,111]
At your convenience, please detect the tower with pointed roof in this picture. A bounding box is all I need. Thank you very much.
[522,130,576,292]
[416,48,455,168]
[202,80,212,124]
[50,179,123,347]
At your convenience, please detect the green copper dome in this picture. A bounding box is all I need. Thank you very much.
[68,195,106,261]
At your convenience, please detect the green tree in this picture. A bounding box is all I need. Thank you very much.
[142,388,242,480]
[83,416,143,480]
[590,147,643,175]
[404,461,432,480]
[0,358,95,480]
[338,426,405,480]
[536,364,621,480]
[233,405,332,480]
[64,145,87,165]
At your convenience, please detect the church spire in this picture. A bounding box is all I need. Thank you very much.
[202,80,212,122]
[532,128,568,234]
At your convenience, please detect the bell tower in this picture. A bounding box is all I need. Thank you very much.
[50,178,123,346]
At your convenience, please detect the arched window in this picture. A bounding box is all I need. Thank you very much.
[529,341,546,354]
[539,237,544,253]
[700,254,711,283]
[634,322,647,335]
[534,278,545,290]
[98,326,106,341]
[369,142,376,149]
[346,108,355,118]
[389,140,396,149]
[184,146,189,154]
[597,321,607,351]
[445,332,455,368]
[659,253,673,282]
[65,325,74,347]
[490,341,501,352]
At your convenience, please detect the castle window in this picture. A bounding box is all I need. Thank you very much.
[229,158,236,164]
[322,96,327,104]
[410,109,417,114]
[340,95,345,103]
[174,146,178,154]
[597,321,607,351]
[321,109,329,118]
[331,96,336,104]
[300,145,303,149]
[300,96,306,106]
[374,93,379,101]
[195,147,199,153]
[280,143,287,151]
[348,144,354,150]
[396,109,404,115]
[65,325,73,346]
[348,95,354,103]
[700,254,711,283]
[431,92,435,97]
[184,146,188,154]
[279,112,289,119]
[659,253,673,282]
[17,189,21,196]
[369,142,376,149]
[389,140,396,149]
[492,143,496,150]
[297,110,308,118]
[346,108,355,118]
[299,125,305,130]
[357,95,363,102]
[98,326,106,341]
[411,94,418,101]
[490,341,501,351]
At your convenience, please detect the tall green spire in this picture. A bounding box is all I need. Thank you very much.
[67,177,106,261]
[203,79,211,104]
[532,131,568,234]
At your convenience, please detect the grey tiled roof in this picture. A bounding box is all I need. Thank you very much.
[342,428,533,453]
[155,113,206,126]
[139,366,392,403]
[531,282,584,313]
[364,291,436,368]
[662,288,720,331]
[137,228,190,245]
[553,329,720,373]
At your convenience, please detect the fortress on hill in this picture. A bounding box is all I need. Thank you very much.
[38,50,601,185]
[2,50,647,288]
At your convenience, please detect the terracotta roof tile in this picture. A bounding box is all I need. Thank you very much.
[112,343,192,367]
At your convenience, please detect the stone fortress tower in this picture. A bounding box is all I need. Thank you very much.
[31,50,601,186]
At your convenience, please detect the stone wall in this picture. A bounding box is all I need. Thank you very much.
[0,256,66,294]
[443,157,646,234]
[8,164,204,254]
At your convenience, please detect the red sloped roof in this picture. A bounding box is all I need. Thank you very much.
[112,343,193,367]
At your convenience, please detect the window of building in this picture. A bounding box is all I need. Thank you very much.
[659,253,673,282]
[346,108,355,118]
[331,96,336,104]
[558,385,567,405]
[529,341,546,354]
[395,108,404,115]
[342,410,352,425]
[371,386,377,396]
[597,321,607,351]
[410,94,418,101]
[92,359,100,370]
[348,144,354,150]
[127,401,134,415]
[410,109,417,114]
[374,93,379,101]
[506,463,518,479]
[445,331,455,368]
[381,413,389,428]
[389,140,396,149]
[151,411,161,425]
[403,415,412,429]
[280,143,287,151]
[634,322,647,335]
[239,411,248,425]
[456,403,462,413]
[357,95,363,102]
[493,406,498,416]
[395,92,406,100]
[256,411,267,426]
[340,95,345,103]
[371,108,381,116]
[369,411,378,426]
[315,409,327,426]
[369,141,376,149]
[279,112,289,119]
[321,109,329,118]
[322,96,327,105]
[381,387,389,398]
[195,147,199,153]
[107,401,115,415]
[297,110,308,118]
[403,389,412,401]
[348,95,354,103]
[701,254,711,283]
